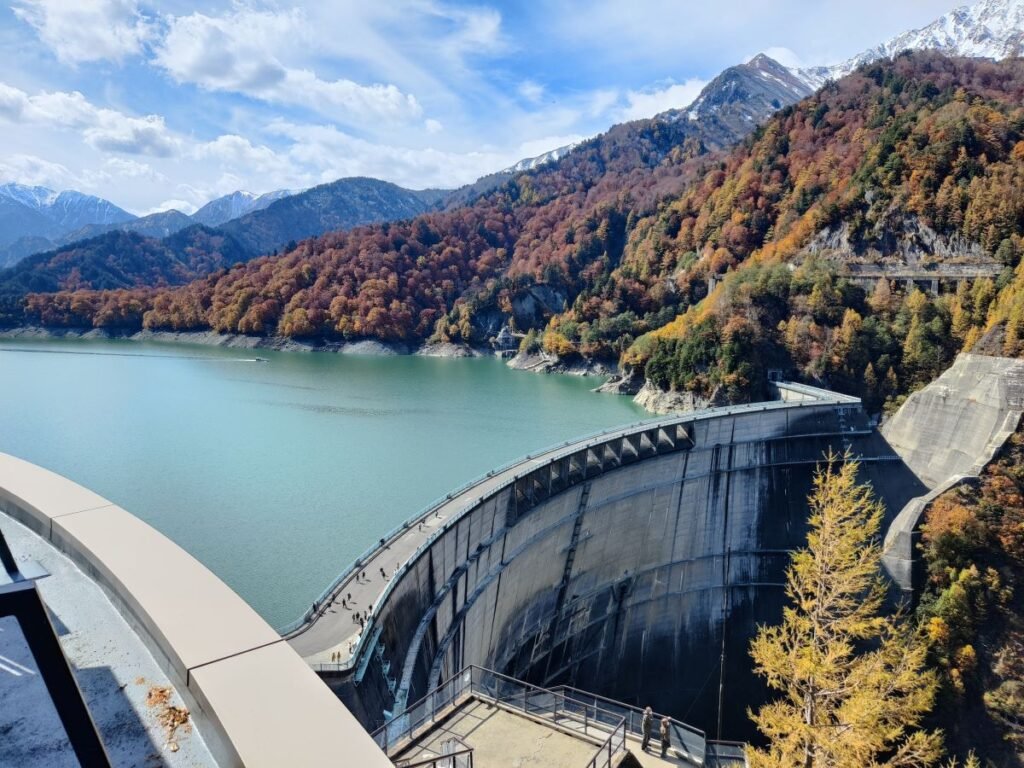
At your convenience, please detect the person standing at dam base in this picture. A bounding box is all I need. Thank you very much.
[640,706,653,751]
[659,716,670,758]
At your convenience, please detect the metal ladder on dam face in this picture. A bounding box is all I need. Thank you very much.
[560,484,590,593]
[537,484,590,677]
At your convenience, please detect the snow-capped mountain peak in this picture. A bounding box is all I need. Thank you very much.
[795,0,1024,88]
[190,188,297,228]
[0,183,60,211]
[0,183,133,230]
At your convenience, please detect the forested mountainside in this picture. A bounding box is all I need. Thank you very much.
[9,53,823,338]
[609,52,1024,411]
[0,177,448,280]
[22,54,1024,413]
[214,177,443,257]
[918,424,1024,764]
[0,226,247,299]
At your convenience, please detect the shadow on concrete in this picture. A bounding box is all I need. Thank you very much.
[76,666,165,767]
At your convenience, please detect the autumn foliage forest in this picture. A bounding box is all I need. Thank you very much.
[12,52,1024,763]
[15,53,1024,417]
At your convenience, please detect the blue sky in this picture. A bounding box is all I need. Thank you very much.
[0,0,957,214]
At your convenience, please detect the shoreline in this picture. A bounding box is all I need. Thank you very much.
[0,326,696,416]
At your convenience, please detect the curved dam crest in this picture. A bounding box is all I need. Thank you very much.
[289,355,1024,743]
[290,384,916,741]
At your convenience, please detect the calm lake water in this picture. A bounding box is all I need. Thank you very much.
[0,339,644,628]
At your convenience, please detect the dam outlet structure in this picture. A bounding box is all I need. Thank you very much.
[288,381,931,743]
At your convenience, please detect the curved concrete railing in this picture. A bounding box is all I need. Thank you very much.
[0,453,391,768]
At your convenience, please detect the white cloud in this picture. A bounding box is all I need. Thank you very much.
[267,120,578,190]
[424,118,444,134]
[518,80,545,103]
[0,153,79,189]
[0,81,178,157]
[103,158,165,182]
[12,0,151,64]
[153,8,422,125]
[516,134,587,161]
[83,114,177,157]
[194,134,295,180]
[431,5,505,57]
[616,79,708,122]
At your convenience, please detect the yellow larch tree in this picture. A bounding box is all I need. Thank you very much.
[747,454,946,768]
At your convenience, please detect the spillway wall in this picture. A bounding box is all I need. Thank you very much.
[346,401,919,741]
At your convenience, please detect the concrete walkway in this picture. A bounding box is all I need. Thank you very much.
[394,698,601,768]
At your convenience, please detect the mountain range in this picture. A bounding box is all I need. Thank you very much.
[190,189,296,228]
[2,0,1023,302]
[8,2,1024,762]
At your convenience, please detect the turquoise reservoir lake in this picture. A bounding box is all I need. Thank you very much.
[0,340,644,627]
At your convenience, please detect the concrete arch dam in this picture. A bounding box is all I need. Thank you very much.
[290,386,928,742]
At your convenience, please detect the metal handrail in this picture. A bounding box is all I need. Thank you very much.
[705,739,750,767]
[585,718,626,768]
[372,665,630,763]
[395,746,474,768]
[278,389,859,649]
[550,684,706,740]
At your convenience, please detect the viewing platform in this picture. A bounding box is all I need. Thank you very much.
[376,666,746,768]
[0,453,391,767]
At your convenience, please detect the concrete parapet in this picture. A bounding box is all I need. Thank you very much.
[0,453,390,768]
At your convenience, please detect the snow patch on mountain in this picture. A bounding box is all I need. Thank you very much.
[191,188,297,228]
[501,144,579,174]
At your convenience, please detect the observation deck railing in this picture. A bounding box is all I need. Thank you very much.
[393,736,473,768]
[372,666,627,768]
[550,685,749,766]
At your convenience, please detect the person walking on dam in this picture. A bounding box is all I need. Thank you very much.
[659,716,670,758]
[640,706,653,751]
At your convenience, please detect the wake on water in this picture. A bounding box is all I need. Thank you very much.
[0,347,267,363]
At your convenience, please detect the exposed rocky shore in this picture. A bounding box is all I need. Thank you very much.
[631,381,726,415]
[506,350,616,377]
[0,326,413,355]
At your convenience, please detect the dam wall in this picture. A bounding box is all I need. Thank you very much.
[340,397,921,741]
[881,353,1024,591]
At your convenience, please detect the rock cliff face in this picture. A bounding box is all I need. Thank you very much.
[801,215,990,265]
[632,381,726,414]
